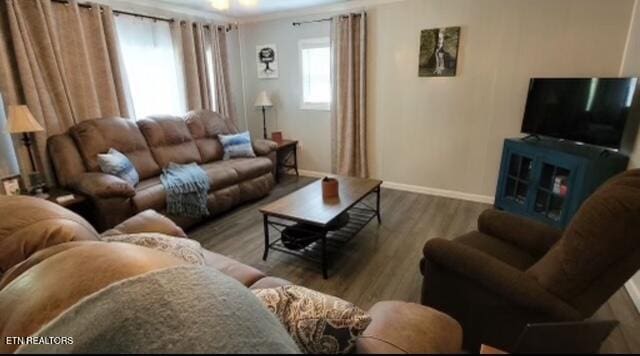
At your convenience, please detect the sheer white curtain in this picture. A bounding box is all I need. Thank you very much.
[115,16,186,119]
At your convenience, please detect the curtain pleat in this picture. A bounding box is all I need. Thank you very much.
[172,22,234,124]
[0,0,130,183]
[212,26,232,121]
[331,12,368,178]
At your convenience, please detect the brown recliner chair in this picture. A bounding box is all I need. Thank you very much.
[420,169,640,352]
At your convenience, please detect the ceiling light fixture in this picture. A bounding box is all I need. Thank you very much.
[238,0,259,6]
[210,0,230,11]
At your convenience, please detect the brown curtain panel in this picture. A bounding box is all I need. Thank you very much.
[331,12,368,178]
[172,22,234,123]
[0,0,130,182]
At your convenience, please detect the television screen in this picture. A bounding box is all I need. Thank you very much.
[521,78,639,149]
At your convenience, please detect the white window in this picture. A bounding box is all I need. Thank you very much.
[115,16,185,119]
[205,46,218,112]
[299,38,331,111]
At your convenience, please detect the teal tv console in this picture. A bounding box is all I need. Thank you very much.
[495,138,629,228]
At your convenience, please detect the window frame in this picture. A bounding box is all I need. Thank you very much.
[298,37,331,111]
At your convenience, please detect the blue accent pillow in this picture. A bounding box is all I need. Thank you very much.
[219,131,256,160]
[97,148,139,186]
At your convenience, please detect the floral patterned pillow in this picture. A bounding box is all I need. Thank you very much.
[252,285,371,354]
[101,233,206,266]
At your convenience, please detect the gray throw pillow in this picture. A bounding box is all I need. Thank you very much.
[97,148,139,186]
[219,131,256,160]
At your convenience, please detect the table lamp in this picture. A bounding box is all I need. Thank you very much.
[0,96,19,180]
[254,91,273,139]
[7,105,45,190]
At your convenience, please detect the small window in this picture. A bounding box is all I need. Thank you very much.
[299,38,331,111]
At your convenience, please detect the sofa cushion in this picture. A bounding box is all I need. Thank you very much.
[47,134,86,188]
[223,157,273,181]
[203,250,266,287]
[137,115,202,168]
[132,164,240,213]
[0,196,99,273]
[70,117,160,180]
[185,110,237,163]
[454,231,537,271]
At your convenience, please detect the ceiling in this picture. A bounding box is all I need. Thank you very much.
[153,0,351,19]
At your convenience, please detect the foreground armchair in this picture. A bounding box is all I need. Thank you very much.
[421,169,640,352]
[0,196,462,353]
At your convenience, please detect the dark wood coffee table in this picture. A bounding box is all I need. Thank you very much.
[259,176,382,278]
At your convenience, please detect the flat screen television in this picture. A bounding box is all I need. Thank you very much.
[521,77,639,150]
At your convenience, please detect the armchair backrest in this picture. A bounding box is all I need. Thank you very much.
[527,169,640,317]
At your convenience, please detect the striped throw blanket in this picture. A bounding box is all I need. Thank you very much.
[160,162,210,218]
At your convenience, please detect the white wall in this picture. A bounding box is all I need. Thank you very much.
[368,0,633,198]
[239,16,333,172]
[239,0,634,200]
[621,0,640,314]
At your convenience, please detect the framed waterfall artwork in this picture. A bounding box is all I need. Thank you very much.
[419,26,461,77]
[257,44,279,79]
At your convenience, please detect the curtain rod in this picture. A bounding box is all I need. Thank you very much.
[292,18,332,26]
[292,12,365,27]
[50,0,237,31]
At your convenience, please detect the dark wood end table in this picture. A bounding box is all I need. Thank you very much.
[259,176,382,279]
[275,140,299,183]
[46,188,93,223]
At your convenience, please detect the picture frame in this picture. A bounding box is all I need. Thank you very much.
[256,44,279,79]
[419,26,461,77]
[1,175,23,196]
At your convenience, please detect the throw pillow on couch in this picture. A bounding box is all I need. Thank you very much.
[219,131,256,159]
[97,148,140,186]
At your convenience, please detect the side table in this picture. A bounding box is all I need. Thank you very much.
[46,188,94,224]
[275,140,299,183]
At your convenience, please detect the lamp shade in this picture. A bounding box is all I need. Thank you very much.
[254,91,273,107]
[7,105,44,134]
[0,96,19,179]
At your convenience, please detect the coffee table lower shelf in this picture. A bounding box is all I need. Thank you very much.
[262,201,379,279]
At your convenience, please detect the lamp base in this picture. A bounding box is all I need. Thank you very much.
[28,171,46,192]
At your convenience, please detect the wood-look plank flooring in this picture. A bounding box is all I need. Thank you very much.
[190,175,640,354]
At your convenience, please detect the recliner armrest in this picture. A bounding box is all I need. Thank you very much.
[478,209,562,257]
[253,139,278,156]
[357,301,462,354]
[101,210,187,238]
[422,238,581,320]
[71,173,135,199]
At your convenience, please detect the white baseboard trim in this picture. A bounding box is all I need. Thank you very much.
[382,181,495,204]
[298,169,328,178]
[626,280,640,313]
[298,170,494,204]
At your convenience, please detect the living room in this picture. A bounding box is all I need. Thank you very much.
[0,0,639,353]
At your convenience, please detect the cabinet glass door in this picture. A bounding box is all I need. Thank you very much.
[533,163,572,222]
[503,153,533,206]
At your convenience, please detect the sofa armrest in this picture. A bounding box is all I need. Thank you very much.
[422,238,581,320]
[71,173,135,199]
[356,301,462,354]
[101,210,187,238]
[253,139,278,156]
[478,209,562,257]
